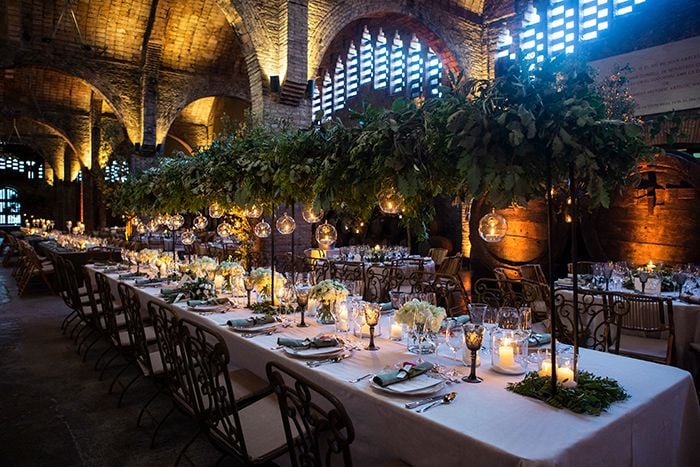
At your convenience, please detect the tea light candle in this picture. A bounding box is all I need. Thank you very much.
[374,244,381,252]
[390,322,403,339]
[498,338,515,368]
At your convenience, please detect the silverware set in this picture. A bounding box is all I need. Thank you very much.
[306,354,351,367]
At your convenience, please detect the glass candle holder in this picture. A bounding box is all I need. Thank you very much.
[463,323,485,383]
[363,304,380,351]
[491,329,529,375]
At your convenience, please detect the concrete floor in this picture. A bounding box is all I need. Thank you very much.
[0,257,224,466]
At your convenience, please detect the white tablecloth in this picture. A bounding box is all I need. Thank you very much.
[89,266,700,467]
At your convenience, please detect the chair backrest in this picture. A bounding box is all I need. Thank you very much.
[330,261,365,284]
[306,258,331,284]
[472,277,526,309]
[408,271,469,317]
[612,293,674,364]
[61,259,89,319]
[94,272,122,340]
[178,317,249,459]
[365,265,405,303]
[147,301,197,415]
[266,361,354,467]
[436,254,461,276]
[49,251,72,307]
[519,263,547,285]
[427,248,448,266]
[117,283,152,374]
[567,261,597,275]
[553,288,624,352]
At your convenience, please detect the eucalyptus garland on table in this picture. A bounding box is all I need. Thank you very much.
[506,371,629,416]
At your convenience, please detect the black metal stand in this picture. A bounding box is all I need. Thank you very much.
[463,350,482,383]
[270,204,276,306]
[546,150,558,394]
[569,164,579,379]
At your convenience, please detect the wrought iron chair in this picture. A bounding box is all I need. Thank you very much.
[177,317,287,466]
[427,247,448,266]
[436,254,461,276]
[471,277,526,309]
[266,361,355,467]
[567,261,597,275]
[365,265,405,303]
[408,271,469,317]
[611,293,675,365]
[553,288,624,352]
[93,272,130,379]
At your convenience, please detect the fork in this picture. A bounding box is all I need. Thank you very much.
[242,329,278,338]
[348,373,372,383]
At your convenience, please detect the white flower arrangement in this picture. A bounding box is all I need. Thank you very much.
[218,261,245,278]
[137,248,159,265]
[154,253,174,268]
[309,279,349,305]
[250,267,286,297]
[187,256,218,277]
[183,276,216,300]
[394,299,446,332]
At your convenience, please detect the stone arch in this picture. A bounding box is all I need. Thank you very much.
[309,1,480,80]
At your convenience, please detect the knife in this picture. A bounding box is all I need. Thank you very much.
[404,394,445,409]
[306,354,350,367]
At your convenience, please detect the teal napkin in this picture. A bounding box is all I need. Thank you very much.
[453,315,470,325]
[372,362,434,387]
[187,297,229,307]
[528,333,552,346]
[277,337,339,349]
[227,316,276,328]
[380,302,393,311]
[135,278,163,286]
[160,288,183,296]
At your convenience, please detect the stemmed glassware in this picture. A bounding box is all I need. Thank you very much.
[363,304,380,351]
[638,270,650,294]
[602,262,614,291]
[497,306,520,330]
[673,271,688,299]
[462,324,485,383]
[443,319,465,361]
[295,282,310,328]
[243,274,255,308]
[519,306,532,337]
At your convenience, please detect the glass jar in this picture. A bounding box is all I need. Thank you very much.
[491,329,529,374]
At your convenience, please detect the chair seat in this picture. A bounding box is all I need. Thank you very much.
[138,350,167,377]
[213,393,290,461]
[98,313,127,329]
[618,334,669,362]
[113,326,156,347]
[228,368,269,400]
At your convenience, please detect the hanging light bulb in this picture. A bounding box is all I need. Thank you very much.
[377,185,404,214]
[217,221,232,238]
[315,221,338,247]
[243,204,263,218]
[301,203,324,223]
[167,213,185,231]
[254,219,272,238]
[478,208,508,243]
[208,202,224,219]
[276,212,296,235]
[193,214,208,230]
[181,229,196,245]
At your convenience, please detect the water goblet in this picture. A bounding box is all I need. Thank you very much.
[243,275,255,308]
[444,319,465,361]
[497,306,520,330]
[602,262,614,291]
[363,304,381,351]
[462,324,485,383]
[673,271,688,299]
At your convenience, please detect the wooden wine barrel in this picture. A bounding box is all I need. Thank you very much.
[581,151,700,265]
[468,197,569,280]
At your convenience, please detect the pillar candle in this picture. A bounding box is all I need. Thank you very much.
[390,323,403,339]
[498,338,515,368]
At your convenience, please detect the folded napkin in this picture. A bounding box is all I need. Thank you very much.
[187,297,229,307]
[118,272,147,279]
[372,362,434,388]
[227,315,276,328]
[135,278,163,286]
[528,333,552,346]
[380,302,393,312]
[277,336,339,349]
[680,293,700,305]
[160,287,183,296]
[452,315,470,325]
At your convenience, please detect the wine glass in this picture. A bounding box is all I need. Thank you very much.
[482,306,497,354]
[243,275,255,307]
[638,271,650,294]
[497,306,520,330]
[443,319,465,361]
[519,306,532,337]
[602,262,614,291]
[673,271,688,299]
[295,283,310,327]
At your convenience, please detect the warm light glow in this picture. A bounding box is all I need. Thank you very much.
[478,208,508,242]
[377,185,404,214]
[181,230,196,245]
[217,221,232,238]
[301,203,324,223]
[208,203,224,219]
[254,219,271,238]
[243,204,263,218]
[276,212,296,235]
[193,214,208,230]
[315,221,337,247]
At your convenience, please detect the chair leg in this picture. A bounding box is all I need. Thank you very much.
[150,403,176,449]
[95,345,117,372]
[175,428,202,467]
[137,385,165,427]
[81,333,103,362]
[76,327,95,355]
[108,361,132,394]
[117,372,141,407]
[61,310,77,333]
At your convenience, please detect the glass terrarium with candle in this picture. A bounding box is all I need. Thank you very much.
[491,328,529,375]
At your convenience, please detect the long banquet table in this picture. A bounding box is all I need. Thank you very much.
[89,266,700,467]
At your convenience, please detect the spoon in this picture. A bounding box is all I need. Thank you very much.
[417,392,457,413]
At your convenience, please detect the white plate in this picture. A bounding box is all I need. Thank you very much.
[369,374,445,396]
[283,346,345,359]
[229,322,278,333]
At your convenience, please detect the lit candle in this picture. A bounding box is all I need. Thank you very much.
[390,322,403,339]
[557,367,575,386]
[539,359,552,377]
[374,244,381,252]
[498,338,515,368]
[337,303,349,332]
[647,260,655,271]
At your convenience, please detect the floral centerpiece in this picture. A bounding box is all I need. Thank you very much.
[186,256,218,278]
[154,253,174,277]
[250,267,286,303]
[394,299,447,354]
[182,276,216,301]
[137,248,159,266]
[309,280,349,323]
[219,261,245,293]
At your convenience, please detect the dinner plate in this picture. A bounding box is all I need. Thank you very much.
[369,374,445,396]
[229,322,278,333]
[283,346,345,359]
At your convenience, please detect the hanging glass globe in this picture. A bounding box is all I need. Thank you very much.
[243,204,263,218]
[181,229,196,245]
[155,213,169,226]
[136,222,147,235]
[301,203,324,223]
[146,219,160,233]
[377,185,404,214]
[217,221,232,238]
[167,213,185,231]
[193,214,208,230]
[254,219,271,238]
[276,212,296,235]
[315,221,338,247]
[208,202,224,219]
[478,208,508,243]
